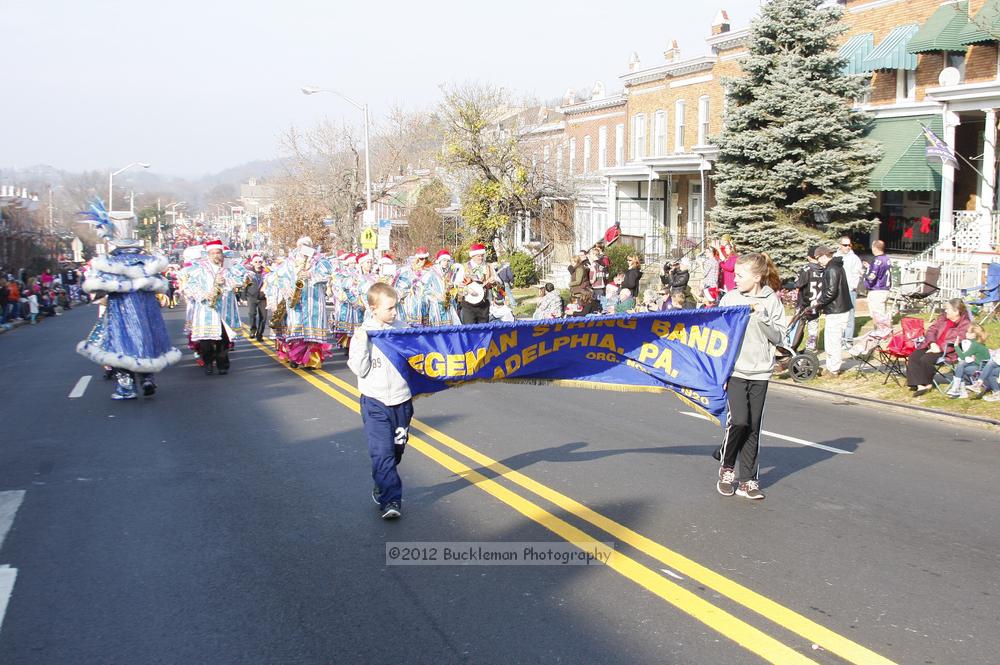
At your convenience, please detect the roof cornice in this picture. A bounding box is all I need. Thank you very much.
[705,27,751,51]
[560,93,627,115]
[620,56,717,86]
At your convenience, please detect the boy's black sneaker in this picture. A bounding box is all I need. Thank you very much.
[372,486,381,505]
[141,378,156,397]
[381,501,401,520]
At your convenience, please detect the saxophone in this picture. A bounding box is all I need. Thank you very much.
[290,267,307,310]
[270,299,287,330]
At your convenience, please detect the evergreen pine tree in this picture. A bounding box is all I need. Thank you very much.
[711,0,882,276]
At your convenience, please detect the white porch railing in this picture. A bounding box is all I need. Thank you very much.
[904,211,998,300]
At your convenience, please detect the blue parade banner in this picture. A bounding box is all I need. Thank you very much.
[367,306,750,425]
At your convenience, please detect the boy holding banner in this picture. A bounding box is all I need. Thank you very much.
[347,282,413,520]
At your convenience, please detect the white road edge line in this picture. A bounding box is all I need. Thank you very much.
[679,412,853,455]
[0,491,25,551]
[68,375,92,399]
[0,565,16,635]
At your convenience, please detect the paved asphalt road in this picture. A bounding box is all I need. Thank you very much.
[0,304,997,665]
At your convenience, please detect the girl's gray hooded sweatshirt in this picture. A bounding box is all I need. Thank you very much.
[719,286,787,381]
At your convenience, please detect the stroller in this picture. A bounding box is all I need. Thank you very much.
[962,261,1000,324]
[775,306,821,382]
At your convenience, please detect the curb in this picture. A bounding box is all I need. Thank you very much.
[771,379,1000,427]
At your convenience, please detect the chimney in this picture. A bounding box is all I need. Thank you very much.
[591,80,606,101]
[628,52,641,72]
[712,10,730,36]
[563,88,577,106]
[663,39,680,62]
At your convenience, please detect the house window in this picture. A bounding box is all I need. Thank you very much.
[945,51,966,82]
[632,114,646,160]
[615,123,625,165]
[556,145,563,180]
[598,126,608,168]
[583,135,592,174]
[543,145,550,169]
[569,138,576,175]
[896,68,916,102]
[654,110,667,156]
[674,99,686,152]
[697,96,710,146]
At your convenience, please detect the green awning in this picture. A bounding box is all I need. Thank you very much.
[908,1,969,53]
[960,0,1000,45]
[839,33,874,75]
[862,25,920,71]
[867,115,943,191]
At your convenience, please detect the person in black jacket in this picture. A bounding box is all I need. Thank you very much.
[245,255,268,341]
[785,246,824,350]
[621,254,642,297]
[810,245,852,375]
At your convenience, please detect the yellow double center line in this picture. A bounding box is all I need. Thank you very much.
[244,332,896,665]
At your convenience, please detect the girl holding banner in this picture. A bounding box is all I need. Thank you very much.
[715,253,786,501]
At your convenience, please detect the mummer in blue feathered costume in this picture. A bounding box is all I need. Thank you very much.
[76,199,181,399]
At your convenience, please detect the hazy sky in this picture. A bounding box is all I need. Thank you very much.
[6,0,765,177]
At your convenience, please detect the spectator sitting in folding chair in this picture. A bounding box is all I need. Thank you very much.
[906,299,972,396]
[945,323,991,399]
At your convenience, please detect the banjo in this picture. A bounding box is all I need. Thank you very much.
[463,281,486,305]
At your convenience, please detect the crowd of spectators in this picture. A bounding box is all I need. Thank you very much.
[0,265,85,329]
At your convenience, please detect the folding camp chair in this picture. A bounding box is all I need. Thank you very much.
[889,263,942,314]
[962,261,1000,324]
[875,316,926,386]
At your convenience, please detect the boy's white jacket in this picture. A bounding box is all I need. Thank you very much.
[347,318,412,406]
[719,286,787,381]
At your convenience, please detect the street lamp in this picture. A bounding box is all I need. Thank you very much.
[108,162,150,210]
[108,162,150,238]
[301,85,372,218]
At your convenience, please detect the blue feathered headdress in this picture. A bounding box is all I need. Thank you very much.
[78,198,114,240]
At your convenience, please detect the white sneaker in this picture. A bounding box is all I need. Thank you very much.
[983,391,1000,402]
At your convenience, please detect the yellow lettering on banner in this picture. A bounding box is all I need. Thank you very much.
[425,352,445,378]
[522,344,538,365]
[485,340,502,364]
[537,340,553,358]
[667,323,687,345]
[638,343,659,363]
[505,354,521,374]
[617,318,637,330]
[500,331,518,353]
[465,348,487,374]
[492,365,506,379]
[653,347,676,376]
[652,320,671,338]
[553,336,570,352]
[707,331,728,357]
[445,353,464,377]
[598,334,617,351]
[408,354,425,373]
[688,325,710,352]
[533,325,550,337]
[569,334,592,349]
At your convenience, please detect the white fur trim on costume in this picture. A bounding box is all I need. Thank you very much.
[83,275,169,294]
[76,341,182,373]
[90,255,169,279]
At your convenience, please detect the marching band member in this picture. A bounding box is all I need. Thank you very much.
[425,249,460,326]
[394,247,431,326]
[182,239,248,375]
[453,242,497,325]
[272,237,334,369]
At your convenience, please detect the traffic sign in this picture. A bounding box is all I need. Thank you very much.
[360,227,378,249]
[322,218,334,226]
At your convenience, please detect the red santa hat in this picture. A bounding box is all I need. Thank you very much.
[378,255,395,266]
[204,239,224,250]
[469,242,486,257]
[343,253,357,264]
[413,246,429,259]
[356,251,373,263]
[336,251,350,261]
[435,249,453,263]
